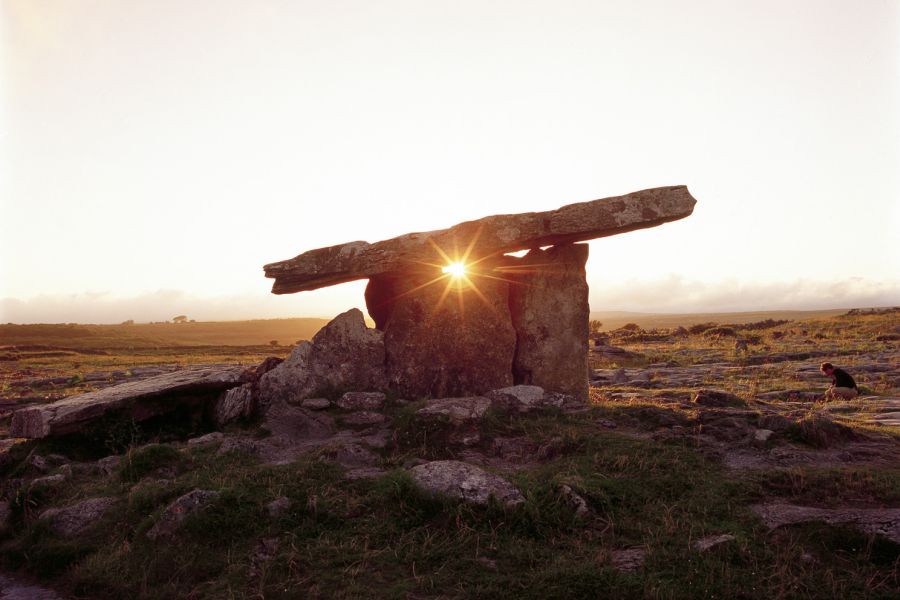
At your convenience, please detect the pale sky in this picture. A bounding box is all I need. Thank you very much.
[2,0,898,323]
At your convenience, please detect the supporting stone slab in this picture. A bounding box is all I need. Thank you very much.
[371,270,516,399]
[506,243,590,401]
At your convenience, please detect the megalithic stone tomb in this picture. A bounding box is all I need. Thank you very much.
[265,185,697,401]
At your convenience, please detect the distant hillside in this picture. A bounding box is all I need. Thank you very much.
[589,309,849,331]
[0,318,332,349]
[2,309,875,348]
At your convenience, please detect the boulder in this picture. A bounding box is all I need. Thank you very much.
[40,497,116,537]
[266,496,291,518]
[487,385,569,413]
[692,389,746,408]
[264,186,697,293]
[263,400,334,443]
[250,400,335,464]
[10,366,249,439]
[0,438,26,470]
[409,460,525,506]
[506,244,590,401]
[257,309,387,406]
[187,432,224,446]
[94,455,121,476]
[416,397,492,424]
[0,573,66,599]
[336,392,386,411]
[326,443,380,468]
[795,414,857,448]
[213,383,254,427]
[30,474,67,489]
[256,341,311,405]
[491,437,538,461]
[216,437,260,456]
[377,271,516,399]
[692,534,736,552]
[610,547,645,572]
[559,484,591,518]
[301,398,331,410]
[340,411,388,426]
[146,489,219,540]
[758,414,792,432]
[751,503,900,544]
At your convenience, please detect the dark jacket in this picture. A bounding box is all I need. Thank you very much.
[831,368,857,390]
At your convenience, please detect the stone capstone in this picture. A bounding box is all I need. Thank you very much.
[257,308,387,406]
[409,460,525,507]
[10,366,249,439]
[265,186,697,294]
[506,243,590,401]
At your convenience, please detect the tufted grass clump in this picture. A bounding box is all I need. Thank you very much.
[117,443,186,482]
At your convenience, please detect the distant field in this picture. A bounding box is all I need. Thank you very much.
[0,318,332,349]
[590,308,850,331]
[0,309,884,349]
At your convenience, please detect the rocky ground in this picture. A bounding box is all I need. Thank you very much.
[0,310,897,598]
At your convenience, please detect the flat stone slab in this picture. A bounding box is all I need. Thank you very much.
[39,497,117,537]
[10,366,248,438]
[265,185,696,293]
[416,397,491,423]
[146,489,219,540]
[0,572,67,600]
[409,460,525,506]
[751,503,900,543]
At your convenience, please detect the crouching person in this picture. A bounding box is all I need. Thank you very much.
[820,362,858,400]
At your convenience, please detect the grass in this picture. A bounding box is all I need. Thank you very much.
[1,309,898,597]
[1,409,897,598]
[0,318,332,349]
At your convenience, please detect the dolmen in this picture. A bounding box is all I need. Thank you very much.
[264,185,697,403]
[6,186,696,441]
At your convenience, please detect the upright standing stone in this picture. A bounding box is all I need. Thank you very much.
[369,263,516,399]
[507,243,589,401]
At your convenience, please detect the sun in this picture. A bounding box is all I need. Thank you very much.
[441,262,467,277]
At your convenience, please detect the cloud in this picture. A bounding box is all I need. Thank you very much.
[2,277,898,324]
[589,275,900,313]
[0,286,368,324]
